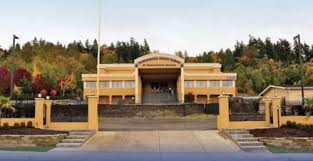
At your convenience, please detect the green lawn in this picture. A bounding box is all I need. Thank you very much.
[267,145,313,153]
[0,146,55,152]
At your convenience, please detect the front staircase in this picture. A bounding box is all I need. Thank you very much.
[143,92,177,104]
[222,129,268,152]
[56,129,96,148]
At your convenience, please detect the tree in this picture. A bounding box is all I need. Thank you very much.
[0,96,15,118]
[31,75,52,94]
[0,67,10,94]
[57,74,75,96]
[19,77,32,96]
[13,68,32,86]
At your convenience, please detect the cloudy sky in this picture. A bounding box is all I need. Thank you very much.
[1,0,313,55]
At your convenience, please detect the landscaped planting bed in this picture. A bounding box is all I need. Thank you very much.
[249,122,313,152]
[0,127,67,135]
[249,127,313,137]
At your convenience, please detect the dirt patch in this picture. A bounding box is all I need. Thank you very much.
[250,127,313,137]
[0,127,68,135]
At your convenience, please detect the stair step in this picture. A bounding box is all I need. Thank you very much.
[70,129,95,132]
[69,131,92,135]
[62,139,86,143]
[56,143,82,148]
[238,142,263,146]
[66,135,89,139]
[227,131,250,135]
[240,145,267,152]
[229,134,253,138]
[234,138,259,142]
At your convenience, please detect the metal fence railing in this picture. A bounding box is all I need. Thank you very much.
[2,99,35,118]
[281,100,306,116]
[51,104,88,122]
[229,97,265,121]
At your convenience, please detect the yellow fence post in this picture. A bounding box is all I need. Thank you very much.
[87,96,98,130]
[34,98,44,129]
[272,96,281,128]
[44,100,52,128]
[218,95,230,129]
[264,98,271,127]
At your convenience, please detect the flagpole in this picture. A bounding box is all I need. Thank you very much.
[96,0,102,98]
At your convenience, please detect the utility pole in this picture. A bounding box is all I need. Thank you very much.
[294,34,305,109]
[10,35,19,98]
[96,0,102,98]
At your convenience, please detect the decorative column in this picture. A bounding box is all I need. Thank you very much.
[218,95,230,129]
[34,98,44,129]
[109,95,112,104]
[264,98,271,127]
[135,67,140,104]
[180,67,184,103]
[88,96,98,130]
[272,96,281,128]
[44,100,52,128]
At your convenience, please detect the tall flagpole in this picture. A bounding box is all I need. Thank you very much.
[96,0,102,98]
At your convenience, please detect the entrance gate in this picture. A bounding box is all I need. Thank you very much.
[98,104,217,131]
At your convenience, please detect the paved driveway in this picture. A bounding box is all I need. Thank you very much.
[81,130,240,152]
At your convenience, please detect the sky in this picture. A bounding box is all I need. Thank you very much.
[1,0,313,55]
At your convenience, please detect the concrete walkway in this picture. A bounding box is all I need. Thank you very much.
[81,130,240,152]
[0,131,313,161]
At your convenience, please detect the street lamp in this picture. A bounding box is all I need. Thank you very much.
[10,35,19,98]
[293,34,305,109]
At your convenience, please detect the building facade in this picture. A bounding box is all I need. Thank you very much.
[82,53,237,104]
[259,85,313,102]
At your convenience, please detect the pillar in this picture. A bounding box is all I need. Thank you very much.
[180,67,185,103]
[272,97,281,128]
[135,67,140,104]
[88,96,98,130]
[194,95,198,103]
[109,95,112,104]
[207,95,211,104]
[34,98,44,129]
[218,95,230,129]
[264,98,271,126]
[44,100,52,128]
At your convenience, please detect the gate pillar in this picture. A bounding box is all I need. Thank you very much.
[44,100,52,128]
[88,96,99,130]
[218,95,230,129]
[264,98,271,126]
[34,98,44,129]
[272,96,281,128]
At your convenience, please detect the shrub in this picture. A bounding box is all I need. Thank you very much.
[20,122,26,128]
[286,121,297,128]
[13,122,21,127]
[26,121,33,128]
[3,123,9,128]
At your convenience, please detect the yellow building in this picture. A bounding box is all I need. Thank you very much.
[259,85,313,102]
[82,53,237,104]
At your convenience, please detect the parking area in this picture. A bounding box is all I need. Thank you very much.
[81,130,240,153]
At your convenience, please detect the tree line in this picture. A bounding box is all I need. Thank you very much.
[180,36,313,95]
[0,37,150,97]
[0,35,313,97]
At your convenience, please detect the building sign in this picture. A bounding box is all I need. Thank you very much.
[135,56,183,68]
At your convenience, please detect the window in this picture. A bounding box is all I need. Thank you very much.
[222,80,233,87]
[196,81,207,88]
[85,82,96,88]
[100,81,109,88]
[112,81,123,88]
[209,80,220,87]
[124,81,135,88]
[184,81,194,88]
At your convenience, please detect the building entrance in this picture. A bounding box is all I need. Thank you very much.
[139,68,180,104]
